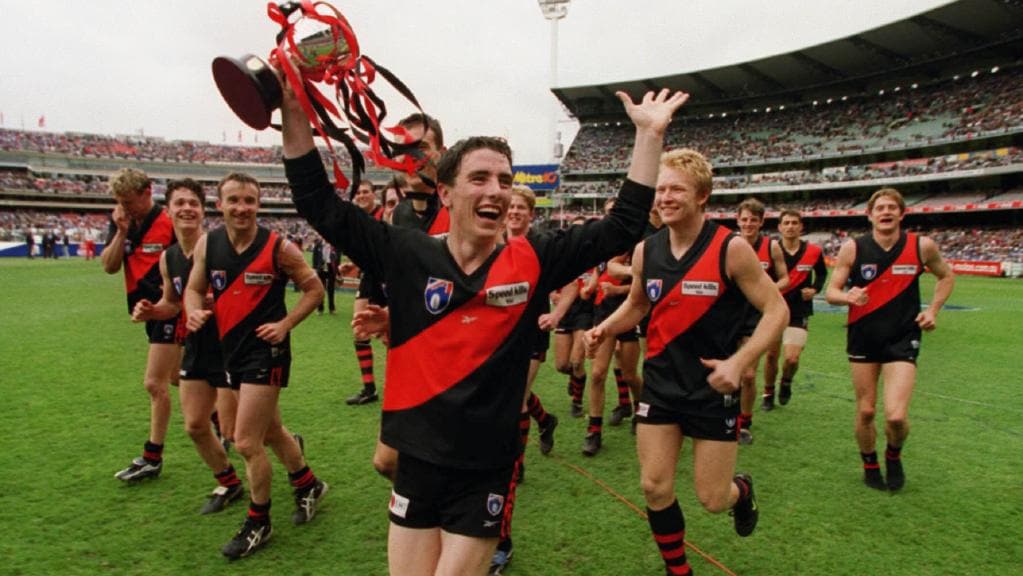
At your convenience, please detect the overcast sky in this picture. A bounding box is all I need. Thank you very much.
[0,0,949,164]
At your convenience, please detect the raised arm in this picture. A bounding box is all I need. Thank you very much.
[916,235,955,331]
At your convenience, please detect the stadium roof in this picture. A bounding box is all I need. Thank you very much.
[553,0,1023,121]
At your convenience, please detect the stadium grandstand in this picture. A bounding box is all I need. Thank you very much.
[1,0,1021,275]
[551,0,1023,275]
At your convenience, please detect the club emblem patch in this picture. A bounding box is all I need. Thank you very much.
[210,270,227,291]
[646,279,663,302]
[424,277,454,315]
[860,264,878,281]
[486,493,505,517]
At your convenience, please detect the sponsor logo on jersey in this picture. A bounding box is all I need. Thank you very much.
[173,277,183,296]
[142,243,164,254]
[210,270,227,291]
[483,519,500,528]
[860,264,878,280]
[892,264,919,276]
[389,490,410,519]
[424,277,454,314]
[797,264,813,272]
[244,272,275,285]
[486,493,505,516]
[636,402,650,417]
[646,279,663,301]
[486,282,530,307]
[681,281,719,297]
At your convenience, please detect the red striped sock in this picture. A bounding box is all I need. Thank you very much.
[355,340,375,388]
[614,368,630,406]
[518,411,530,450]
[648,500,690,575]
[288,466,316,491]
[527,393,550,427]
[215,465,241,488]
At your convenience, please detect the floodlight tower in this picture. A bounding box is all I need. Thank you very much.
[539,0,571,163]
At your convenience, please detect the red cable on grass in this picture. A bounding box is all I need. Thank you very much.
[555,457,739,576]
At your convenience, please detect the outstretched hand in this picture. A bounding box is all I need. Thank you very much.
[616,89,690,135]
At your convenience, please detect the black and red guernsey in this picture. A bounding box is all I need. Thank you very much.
[781,240,826,320]
[286,150,651,469]
[107,205,175,313]
[847,231,923,338]
[165,243,221,364]
[642,221,746,418]
[204,226,289,373]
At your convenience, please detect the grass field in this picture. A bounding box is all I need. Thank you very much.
[1,257,1021,575]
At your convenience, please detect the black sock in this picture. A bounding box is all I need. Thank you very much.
[885,444,902,461]
[142,441,163,464]
[861,451,880,470]
[248,499,271,522]
[587,416,603,435]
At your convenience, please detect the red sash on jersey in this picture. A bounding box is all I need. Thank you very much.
[124,211,173,294]
[427,205,450,236]
[646,226,731,359]
[214,232,279,339]
[371,205,385,221]
[755,235,772,275]
[593,265,625,306]
[849,233,921,324]
[384,237,540,410]
[782,242,822,295]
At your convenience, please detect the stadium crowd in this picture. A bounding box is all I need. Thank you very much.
[562,67,1023,172]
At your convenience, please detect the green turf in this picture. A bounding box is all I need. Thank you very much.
[0,258,1020,575]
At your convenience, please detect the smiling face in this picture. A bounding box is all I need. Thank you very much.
[217,179,260,235]
[353,182,377,213]
[438,147,513,243]
[506,193,533,237]
[166,187,204,235]
[737,208,764,242]
[655,166,707,226]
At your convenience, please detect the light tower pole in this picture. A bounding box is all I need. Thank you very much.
[538,0,571,163]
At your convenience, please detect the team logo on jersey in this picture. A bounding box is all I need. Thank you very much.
[646,279,663,301]
[486,493,505,517]
[172,277,183,296]
[244,272,275,285]
[424,277,454,314]
[210,270,227,291]
[389,490,410,519]
[860,264,878,280]
[142,243,164,254]
[892,264,919,276]
[682,281,719,297]
[486,282,530,307]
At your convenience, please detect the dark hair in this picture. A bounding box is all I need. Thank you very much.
[166,178,205,205]
[217,172,261,198]
[399,113,444,148]
[779,209,801,222]
[435,137,513,188]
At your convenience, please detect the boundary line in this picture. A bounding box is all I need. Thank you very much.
[553,455,739,576]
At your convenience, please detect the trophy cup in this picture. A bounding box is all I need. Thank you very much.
[212,1,425,195]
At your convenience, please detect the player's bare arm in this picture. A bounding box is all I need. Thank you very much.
[101,205,129,274]
[585,243,650,356]
[826,239,866,307]
[916,235,955,331]
[606,254,632,281]
[770,239,790,292]
[539,281,579,331]
[184,234,213,332]
[254,239,324,344]
[702,237,788,394]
